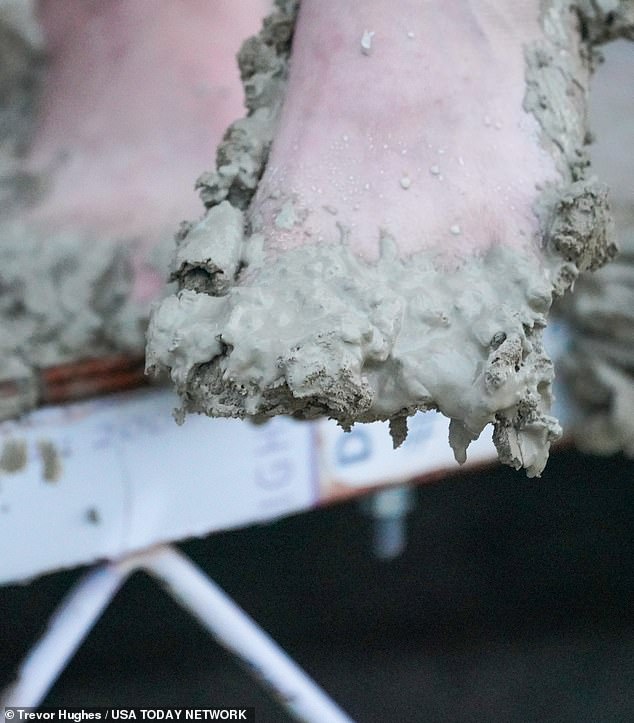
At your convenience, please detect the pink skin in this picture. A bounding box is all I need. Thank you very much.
[252,0,561,265]
[18,0,561,302]
[19,0,270,301]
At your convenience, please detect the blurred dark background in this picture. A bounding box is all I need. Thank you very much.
[2,448,633,722]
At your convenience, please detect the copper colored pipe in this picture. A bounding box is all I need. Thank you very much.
[39,354,148,405]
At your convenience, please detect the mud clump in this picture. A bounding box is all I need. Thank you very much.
[194,0,298,213]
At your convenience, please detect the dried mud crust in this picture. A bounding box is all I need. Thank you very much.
[146,0,626,476]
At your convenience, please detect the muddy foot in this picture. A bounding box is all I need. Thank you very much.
[147,0,623,476]
[0,0,268,417]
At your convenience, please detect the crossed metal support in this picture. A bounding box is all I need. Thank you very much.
[1,545,354,723]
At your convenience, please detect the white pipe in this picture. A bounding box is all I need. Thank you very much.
[1,559,134,707]
[2,544,354,722]
[142,545,355,723]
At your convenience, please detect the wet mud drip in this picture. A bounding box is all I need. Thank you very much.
[146,0,628,476]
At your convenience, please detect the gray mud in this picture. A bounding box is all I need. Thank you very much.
[0,224,159,420]
[194,0,297,211]
[0,0,45,217]
[146,0,628,476]
[151,236,562,476]
[0,5,179,422]
[0,6,174,420]
[563,223,634,456]
[558,38,634,457]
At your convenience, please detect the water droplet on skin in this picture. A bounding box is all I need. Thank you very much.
[407,31,415,39]
[438,148,446,155]
[484,115,492,127]
[458,156,465,166]
[494,121,503,130]
[364,183,371,190]
[343,134,349,142]
[361,30,375,55]
[400,176,411,190]
[450,224,461,235]
[429,165,440,176]
[401,149,407,155]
